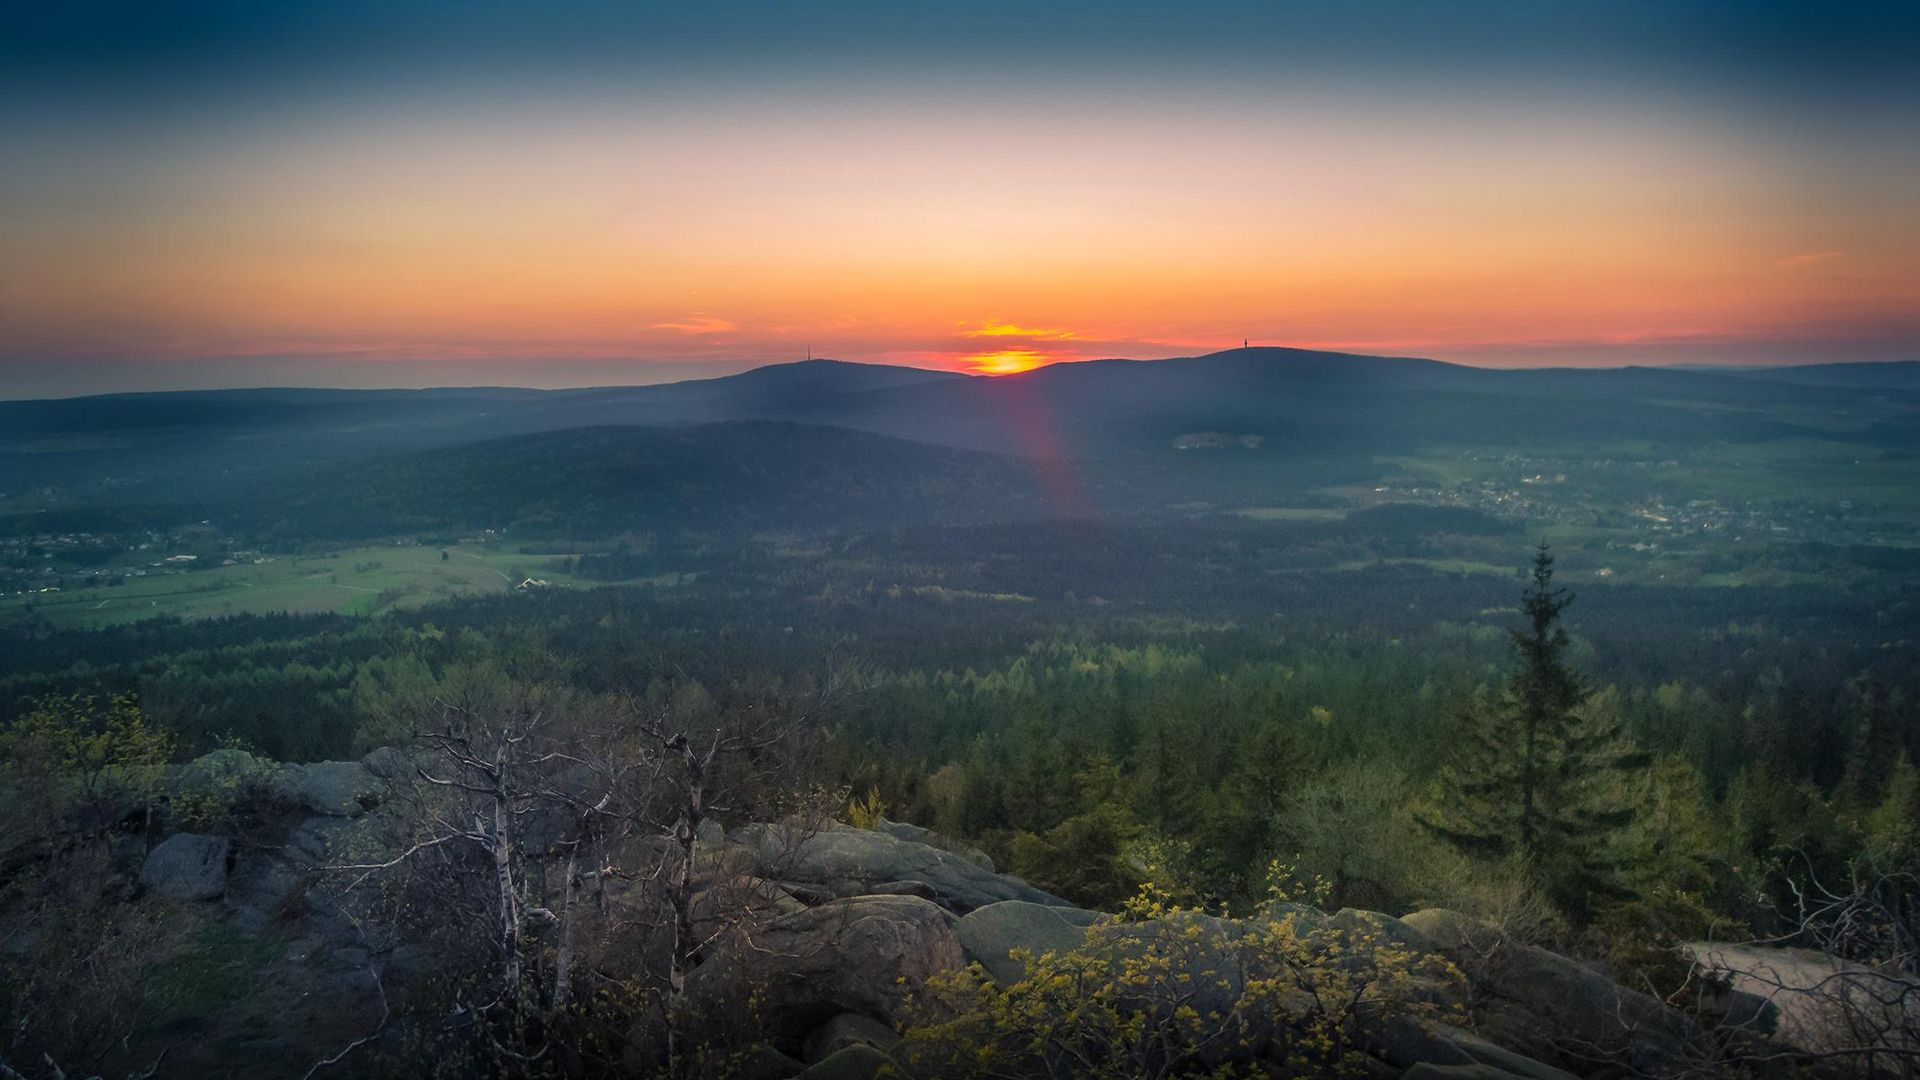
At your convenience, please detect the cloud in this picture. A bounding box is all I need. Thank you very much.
[1774,250,1844,268]
[649,314,737,335]
[964,321,1077,340]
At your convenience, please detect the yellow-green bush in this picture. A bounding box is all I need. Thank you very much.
[891,882,1465,1078]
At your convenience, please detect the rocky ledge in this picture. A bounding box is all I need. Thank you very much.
[97,750,1899,1078]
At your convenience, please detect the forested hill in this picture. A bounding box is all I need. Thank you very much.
[244,421,1052,540]
[767,348,1920,456]
[7,352,1918,512]
[0,360,968,505]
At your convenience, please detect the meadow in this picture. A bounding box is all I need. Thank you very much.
[0,542,596,629]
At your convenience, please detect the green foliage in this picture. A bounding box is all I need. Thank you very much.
[0,695,188,1076]
[1863,754,1920,869]
[1416,547,1650,920]
[0,692,173,838]
[1838,675,1907,810]
[846,786,888,830]
[169,745,282,819]
[893,882,1468,1078]
[1009,802,1142,910]
[1273,762,1432,914]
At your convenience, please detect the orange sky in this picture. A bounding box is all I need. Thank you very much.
[3,85,1917,387]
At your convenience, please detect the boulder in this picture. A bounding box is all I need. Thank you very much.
[802,1013,899,1063]
[140,832,230,901]
[793,1044,889,1080]
[862,879,940,902]
[687,895,964,1037]
[226,856,306,928]
[1689,942,1915,1055]
[1086,910,1269,1030]
[1320,909,1468,1015]
[1325,907,1438,953]
[1403,1064,1540,1080]
[689,875,808,941]
[1402,909,1696,1075]
[1263,899,1330,931]
[358,746,414,780]
[1359,1015,1575,1080]
[289,815,360,863]
[873,817,995,872]
[171,748,282,804]
[1685,960,1780,1035]
[276,761,383,817]
[954,900,1102,984]
[872,818,932,846]
[732,822,1067,914]
[733,1045,807,1080]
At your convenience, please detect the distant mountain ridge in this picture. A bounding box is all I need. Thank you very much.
[1696,360,1920,391]
[757,348,1920,456]
[3,350,1915,512]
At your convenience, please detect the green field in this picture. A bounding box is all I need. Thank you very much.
[0,543,606,629]
[1231,506,1350,522]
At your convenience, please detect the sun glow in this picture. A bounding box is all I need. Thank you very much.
[5,78,1917,387]
[966,322,1078,340]
[967,349,1052,375]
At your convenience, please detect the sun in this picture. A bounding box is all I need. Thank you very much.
[967,349,1050,375]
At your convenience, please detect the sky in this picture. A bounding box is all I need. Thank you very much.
[2,1,1918,397]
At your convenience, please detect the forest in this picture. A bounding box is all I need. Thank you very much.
[3,354,1919,1078]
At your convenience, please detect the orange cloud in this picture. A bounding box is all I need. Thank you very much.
[965,322,1078,340]
[7,95,1916,378]
[650,314,738,335]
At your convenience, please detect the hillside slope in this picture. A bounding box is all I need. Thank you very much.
[249,421,1050,539]
[757,348,1920,456]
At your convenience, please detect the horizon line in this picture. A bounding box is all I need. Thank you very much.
[4,347,1916,404]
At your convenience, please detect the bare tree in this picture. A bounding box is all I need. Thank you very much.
[323,677,627,1073]
[322,672,833,1076]
[1691,854,1920,1078]
[617,676,832,1072]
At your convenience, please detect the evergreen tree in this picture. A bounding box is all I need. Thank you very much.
[1838,674,1905,808]
[1863,753,1920,871]
[1417,545,1649,916]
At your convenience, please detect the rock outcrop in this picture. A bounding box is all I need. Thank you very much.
[90,750,1857,1079]
[731,821,1069,914]
[139,831,230,900]
[802,1012,900,1063]
[1403,908,1697,1076]
[1690,941,1917,1059]
[955,899,1102,984]
[274,760,383,817]
[872,816,995,871]
[794,1043,890,1080]
[688,894,965,1037]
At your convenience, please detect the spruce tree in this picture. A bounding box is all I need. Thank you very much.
[1838,674,1904,809]
[1418,544,1649,915]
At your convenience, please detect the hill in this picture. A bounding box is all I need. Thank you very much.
[758,348,1920,456]
[1700,360,1920,391]
[246,421,1050,540]
[6,350,1917,531]
[0,360,965,506]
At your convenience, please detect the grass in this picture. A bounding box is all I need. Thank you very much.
[1,542,616,629]
[1384,557,1514,577]
[1232,507,1350,522]
[147,917,286,1020]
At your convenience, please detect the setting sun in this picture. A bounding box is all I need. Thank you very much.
[3,5,1919,1074]
[966,349,1053,375]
